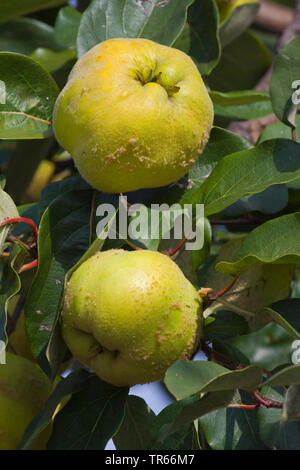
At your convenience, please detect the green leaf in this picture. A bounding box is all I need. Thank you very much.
[165,360,262,400]
[257,386,284,448]
[0,184,19,254]
[0,0,68,24]
[282,385,300,422]
[270,35,300,127]
[205,238,294,318]
[113,395,155,450]
[77,0,194,57]
[199,391,266,450]
[0,52,59,139]
[210,90,273,120]
[234,323,294,371]
[204,311,248,342]
[223,185,289,216]
[263,365,300,387]
[216,213,300,275]
[150,395,197,450]
[47,376,128,450]
[178,127,251,206]
[25,189,118,375]
[54,6,82,49]
[195,140,300,217]
[279,421,300,449]
[29,48,76,72]
[25,190,92,367]
[156,390,236,440]
[18,369,91,450]
[0,18,62,55]
[0,243,27,343]
[264,299,300,340]
[208,30,272,92]
[258,115,300,144]
[174,0,220,76]
[219,3,260,47]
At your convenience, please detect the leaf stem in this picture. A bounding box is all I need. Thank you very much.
[0,217,38,239]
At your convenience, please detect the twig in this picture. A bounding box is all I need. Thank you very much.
[252,391,283,409]
[201,342,282,409]
[254,1,293,34]
[162,236,188,257]
[216,276,238,298]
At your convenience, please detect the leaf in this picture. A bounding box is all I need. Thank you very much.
[165,360,262,400]
[282,385,300,422]
[0,18,62,55]
[263,365,300,387]
[77,0,194,57]
[0,0,68,24]
[264,299,300,340]
[47,376,128,450]
[270,35,300,127]
[219,2,260,47]
[223,185,289,217]
[194,126,251,174]
[205,238,295,316]
[204,310,248,342]
[54,6,82,49]
[208,30,272,92]
[216,213,300,275]
[199,391,266,450]
[257,386,284,448]
[279,421,300,450]
[17,369,91,450]
[234,323,294,371]
[25,189,118,376]
[30,48,75,73]
[195,140,300,217]
[0,243,27,344]
[258,115,300,144]
[0,183,19,254]
[25,190,92,367]
[113,395,155,450]
[174,0,220,76]
[157,390,236,440]
[0,52,59,139]
[210,90,273,120]
[177,127,251,206]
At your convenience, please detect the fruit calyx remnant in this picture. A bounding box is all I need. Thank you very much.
[134,66,180,97]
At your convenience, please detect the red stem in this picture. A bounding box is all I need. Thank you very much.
[18,259,38,273]
[252,391,283,409]
[216,276,238,298]
[0,217,38,239]
[292,127,297,142]
[228,403,260,410]
[165,236,187,257]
